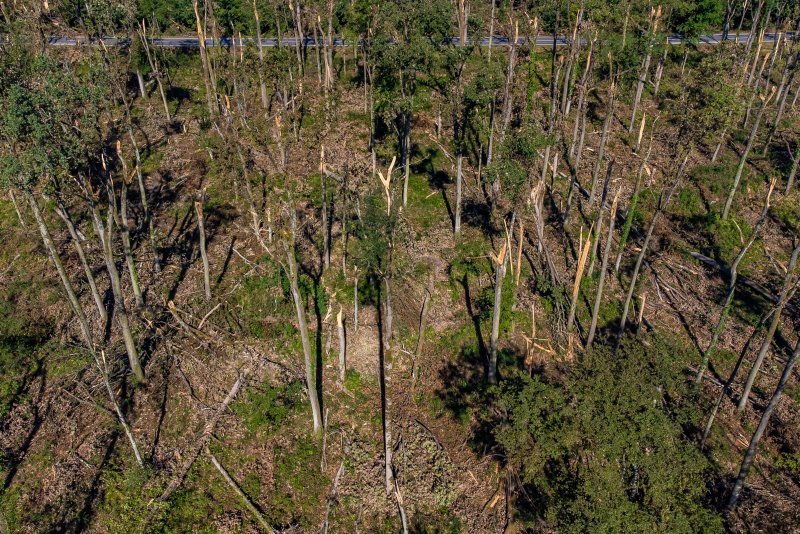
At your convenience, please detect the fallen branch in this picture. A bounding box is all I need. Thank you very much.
[206,445,275,533]
[152,364,253,507]
[689,251,799,313]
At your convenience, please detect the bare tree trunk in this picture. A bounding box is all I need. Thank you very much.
[696,181,774,383]
[629,7,660,132]
[194,196,212,300]
[412,285,431,383]
[762,50,799,154]
[384,277,393,350]
[192,0,216,117]
[127,128,161,272]
[728,336,800,508]
[615,134,653,273]
[321,148,330,270]
[454,153,462,234]
[786,142,799,194]
[92,203,145,383]
[500,20,518,141]
[586,191,620,348]
[25,190,94,351]
[155,364,252,505]
[286,215,323,433]
[336,307,346,383]
[253,0,268,109]
[353,271,359,333]
[560,6,583,115]
[54,203,107,323]
[8,188,25,227]
[589,80,616,204]
[619,155,688,336]
[702,310,771,448]
[136,69,146,99]
[402,110,411,208]
[207,446,275,532]
[737,242,800,411]
[488,245,507,384]
[114,171,144,308]
[97,349,143,467]
[722,86,775,220]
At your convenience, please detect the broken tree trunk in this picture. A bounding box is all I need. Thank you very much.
[586,190,620,348]
[737,241,800,412]
[194,193,212,300]
[619,154,688,337]
[696,180,775,383]
[728,336,800,508]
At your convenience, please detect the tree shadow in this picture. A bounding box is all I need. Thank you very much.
[2,362,47,491]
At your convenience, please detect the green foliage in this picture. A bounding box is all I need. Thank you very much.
[770,191,800,233]
[0,56,110,192]
[268,437,328,528]
[449,236,491,284]
[776,451,800,478]
[232,381,302,435]
[705,214,753,267]
[691,159,737,196]
[234,258,294,341]
[484,159,527,206]
[492,336,722,532]
[97,466,167,531]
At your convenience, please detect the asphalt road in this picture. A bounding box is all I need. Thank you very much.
[43,31,794,49]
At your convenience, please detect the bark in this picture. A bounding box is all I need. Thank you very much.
[488,245,507,384]
[54,203,107,323]
[253,0,268,109]
[353,271,359,333]
[737,242,800,412]
[702,310,772,448]
[629,7,660,132]
[128,127,161,272]
[286,232,323,433]
[91,203,145,383]
[97,349,143,467]
[320,149,330,270]
[762,50,799,154]
[615,138,652,273]
[722,86,775,220]
[586,191,620,348]
[454,153,462,234]
[567,223,593,334]
[619,155,688,337]
[114,175,144,308]
[589,81,616,205]
[412,285,431,384]
[136,70,146,99]
[192,0,216,116]
[8,188,25,227]
[207,447,275,532]
[560,6,583,116]
[402,110,412,208]
[384,277,393,350]
[499,20,518,141]
[25,190,94,351]
[786,142,799,194]
[194,197,212,300]
[336,307,346,383]
[155,364,252,505]
[696,181,774,383]
[728,336,800,508]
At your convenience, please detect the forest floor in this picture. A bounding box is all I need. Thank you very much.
[1,46,799,532]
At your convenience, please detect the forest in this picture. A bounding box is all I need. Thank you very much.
[0,0,799,531]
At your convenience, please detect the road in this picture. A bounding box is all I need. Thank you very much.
[43,31,793,49]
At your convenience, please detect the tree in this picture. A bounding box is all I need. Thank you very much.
[728,335,800,508]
